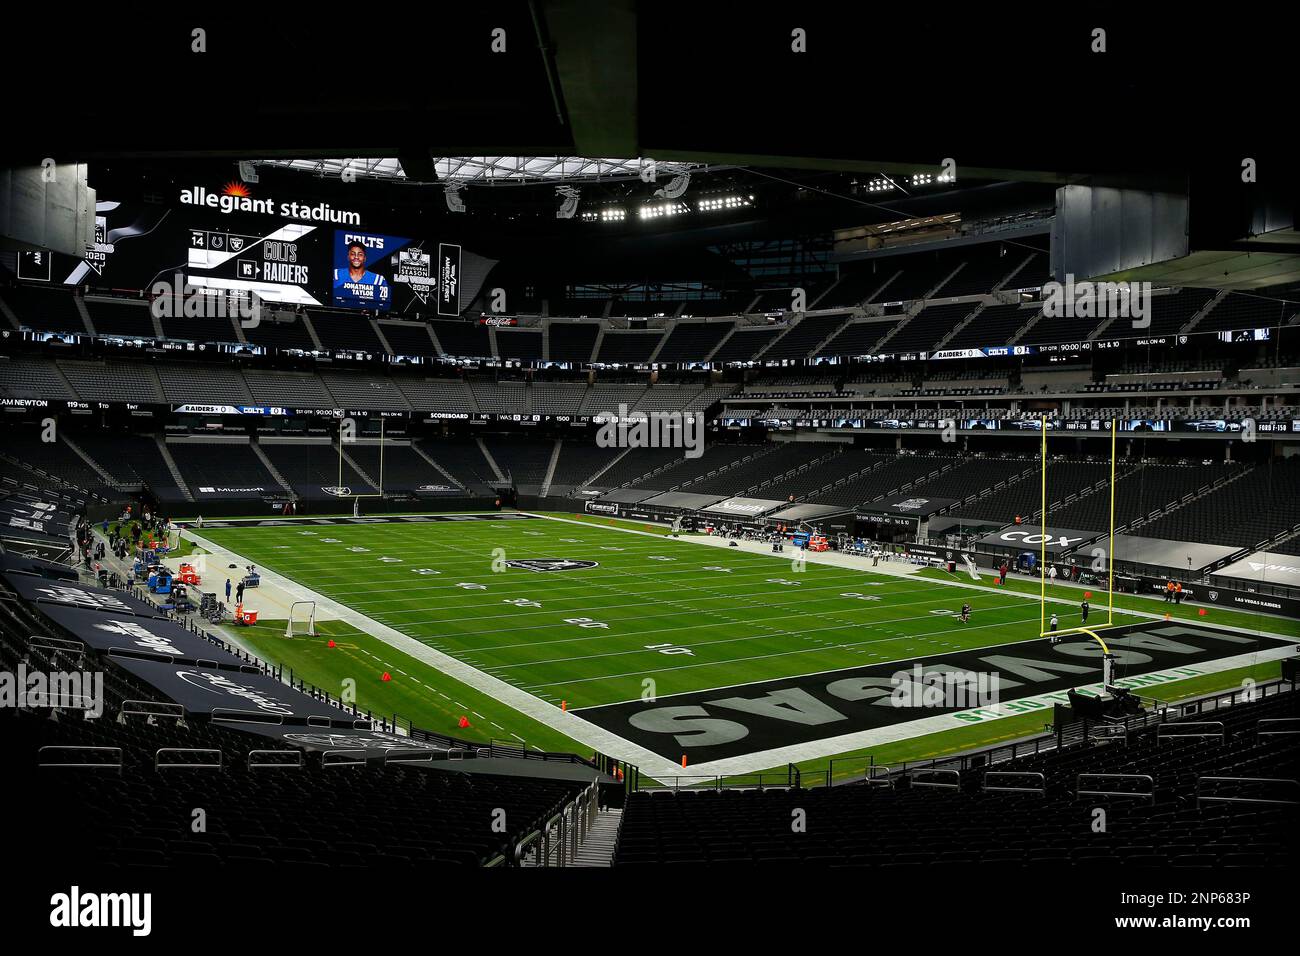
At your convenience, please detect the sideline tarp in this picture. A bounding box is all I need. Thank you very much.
[36,603,252,670]
[114,657,358,724]
[4,574,166,619]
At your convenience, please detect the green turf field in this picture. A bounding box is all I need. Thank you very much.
[190,513,1294,779]
[198,515,1132,709]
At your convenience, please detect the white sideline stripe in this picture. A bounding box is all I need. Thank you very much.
[182,529,689,779]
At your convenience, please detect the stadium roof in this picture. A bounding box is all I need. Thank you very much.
[255,157,712,186]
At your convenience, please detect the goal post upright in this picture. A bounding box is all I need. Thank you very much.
[1040,414,1047,636]
[1039,414,1122,696]
[1108,416,1117,625]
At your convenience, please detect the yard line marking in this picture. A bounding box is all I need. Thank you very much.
[522,608,1054,694]
[501,604,1042,676]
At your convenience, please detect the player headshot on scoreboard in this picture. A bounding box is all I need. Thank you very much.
[333,240,390,307]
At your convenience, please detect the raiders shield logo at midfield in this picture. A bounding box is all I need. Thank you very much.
[505,559,599,572]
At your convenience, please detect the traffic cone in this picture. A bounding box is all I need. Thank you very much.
[327,639,336,648]
[381,671,391,682]
[459,715,470,729]
[681,754,688,768]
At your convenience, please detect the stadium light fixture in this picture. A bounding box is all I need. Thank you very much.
[696,194,752,213]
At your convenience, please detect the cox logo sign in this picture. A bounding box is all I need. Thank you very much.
[997,530,1088,548]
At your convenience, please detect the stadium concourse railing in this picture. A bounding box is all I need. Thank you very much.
[508,781,602,867]
[625,677,1299,794]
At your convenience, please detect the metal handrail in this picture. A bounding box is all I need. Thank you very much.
[28,634,85,655]
[866,765,894,787]
[908,768,961,790]
[982,771,1046,794]
[546,810,566,867]
[514,829,542,866]
[1257,718,1300,736]
[247,750,304,770]
[1076,773,1155,801]
[155,747,223,770]
[1156,721,1224,741]
[382,749,436,765]
[322,749,369,768]
[121,699,185,719]
[38,745,122,769]
[1196,776,1300,807]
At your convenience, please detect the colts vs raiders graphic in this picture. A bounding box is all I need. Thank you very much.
[187,185,328,307]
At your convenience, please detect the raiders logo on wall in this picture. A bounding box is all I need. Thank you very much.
[504,559,599,573]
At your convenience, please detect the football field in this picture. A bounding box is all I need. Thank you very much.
[190,513,1295,778]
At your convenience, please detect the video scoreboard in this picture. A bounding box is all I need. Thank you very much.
[186,220,462,314]
[13,185,477,318]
